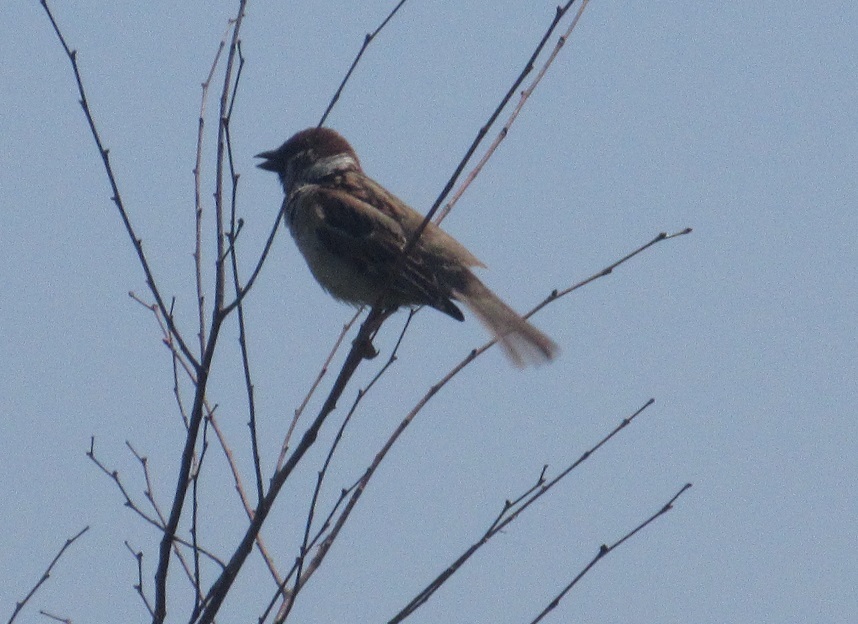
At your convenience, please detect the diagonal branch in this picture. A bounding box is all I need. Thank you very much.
[40,0,199,371]
[528,483,693,623]
[389,399,655,622]
[436,0,591,224]
[7,526,89,624]
[318,0,410,126]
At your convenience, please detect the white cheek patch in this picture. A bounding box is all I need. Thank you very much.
[307,154,358,179]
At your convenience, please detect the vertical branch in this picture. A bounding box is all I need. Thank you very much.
[223,42,265,502]
[153,3,249,622]
[194,22,233,355]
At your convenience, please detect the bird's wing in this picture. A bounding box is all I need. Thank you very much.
[311,186,465,321]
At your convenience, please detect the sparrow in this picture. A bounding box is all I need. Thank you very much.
[256,127,557,366]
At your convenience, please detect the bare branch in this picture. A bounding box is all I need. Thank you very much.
[436,0,591,224]
[194,20,234,354]
[40,0,199,371]
[389,399,655,621]
[318,0,410,126]
[276,308,363,472]
[528,483,693,623]
[207,410,285,590]
[8,526,89,624]
[124,542,155,617]
[153,4,249,620]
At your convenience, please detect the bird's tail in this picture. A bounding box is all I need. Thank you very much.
[456,275,558,367]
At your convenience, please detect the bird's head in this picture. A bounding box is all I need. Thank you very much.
[256,127,361,193]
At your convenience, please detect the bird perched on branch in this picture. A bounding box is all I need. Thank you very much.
[256,127,557,366]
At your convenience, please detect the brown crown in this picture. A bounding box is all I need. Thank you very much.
[256,127,360,172]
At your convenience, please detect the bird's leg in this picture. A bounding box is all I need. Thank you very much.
[354,304,398,360]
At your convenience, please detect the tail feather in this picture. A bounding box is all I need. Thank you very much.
[456,275,558,367]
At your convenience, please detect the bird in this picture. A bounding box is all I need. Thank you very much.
[256,127,557,366]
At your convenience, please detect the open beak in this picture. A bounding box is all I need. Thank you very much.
[255,150,281,172]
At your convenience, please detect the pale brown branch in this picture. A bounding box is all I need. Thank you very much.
[207,410,285,590]
[194,19,234,355]
[276,308,363,472]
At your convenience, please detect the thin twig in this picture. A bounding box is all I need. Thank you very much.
[273,311,416,622]
[389,399,655,622]
[87,439,224,570]
[189,417,212,621]
[207,409,285,589]
[7,526,89,624]
[436,0,591,224]
[124,542,155,617]
[194,20,234,355]
[128,292,193,428]
[222,42,265,503]
[276,308,363,472]
[528,483,693,623]
[37,611,72,624]
[318,0,410,126]
[40,0,199,371]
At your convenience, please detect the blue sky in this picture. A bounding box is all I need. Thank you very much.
[2,1,856,622]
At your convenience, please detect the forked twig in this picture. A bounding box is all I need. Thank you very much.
[389,399,655,621]
[436,0,591,224]
[7,526,89,624]
[124,541,155,617]
[299,229,691,601]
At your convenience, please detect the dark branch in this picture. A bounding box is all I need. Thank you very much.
[8,526,89,624]
[528,483,693,623]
